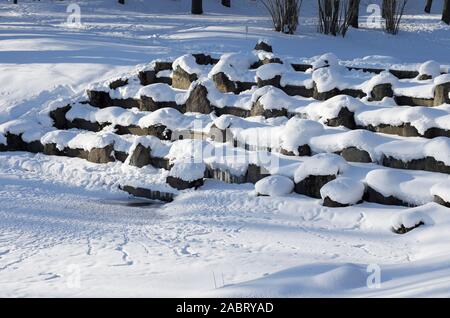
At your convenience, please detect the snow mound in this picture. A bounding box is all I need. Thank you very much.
[434,74,450,86]
[430,180,450,203]
[215,263,369,297]
[310,129,389,162]
[168,161,206,182]
[320,177,365,205]
[391,210,432,232]
[304,95,366,121]
[281,117,323,154]
[377,137,450,166]
[356,105,450,135]
[365,169,445,206]
[255,175,294,196]
[251,86,294,111]
[67,131,116,151]
[138,83,188,103]
[361,71,398,94]
[294,153,348,183]
[311,53,339,70]
[255,63,286,80]
[0,119,53,143]
[419,60,441,78]
[138,107,184,129]
[172,54,208,76]
[209,53,257,83]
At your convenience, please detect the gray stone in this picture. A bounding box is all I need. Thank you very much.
[257,75,281,88]
[116,124,172,140]
[250,99,287,118]
[185,84,212,114]
[323,196,351,208]
[120,185,175,202]
[382,156,450,174]
[394,95,434,107]
[370,83,393,101]
[109,78,128,89]
[282,85,314,97]
[434,195,450,208]
[212,72,237,93]
[366,122,420,137]
[326,107,356,129]
[166,176,204,190]
[294,175,336,199]
[364,186,413,207]
[87,144,115,164]
[280,145,311,157]
[128,143,152,168]
[49,105,71,129]
[392,221,425,234]
[138,70,156,86]
[87,90,113,108]
[246,164,270,184]
[172,66,198,90]
[339,147,372,163]
[434,82,450,106]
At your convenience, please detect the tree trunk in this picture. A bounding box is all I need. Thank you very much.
[382,0,388,18]
[349,0,360,28]
[192,0,203,14]
[443,0,450,24]
[424,0,433,13]
[221,0,231,7]
[118,0,125,4]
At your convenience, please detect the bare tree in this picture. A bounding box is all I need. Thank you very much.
[317,0,354,37]
[348,0,360,28]
[261,0,302,34]
[192,0,203,14]
[443,0,450,24]
[424,0,433,13]
[383,0,408,34]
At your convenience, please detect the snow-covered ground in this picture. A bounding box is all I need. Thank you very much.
[0,0,449,297]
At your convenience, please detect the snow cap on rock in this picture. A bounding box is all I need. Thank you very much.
[255,175,294,196]
[294,153,349,183]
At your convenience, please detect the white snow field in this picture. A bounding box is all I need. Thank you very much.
[1,0,450,298]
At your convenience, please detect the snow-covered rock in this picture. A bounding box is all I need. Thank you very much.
[209,53,257,83]
[280,117,323,155]
[169,161,206,182]
[418,60,441,79]
[430,180,450,207]
[391,210,432,234]
[304,95,365,123]
[255,175,294,196]
[320,177,365,207]
[138,83,188,104]
[294,153,349,183]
